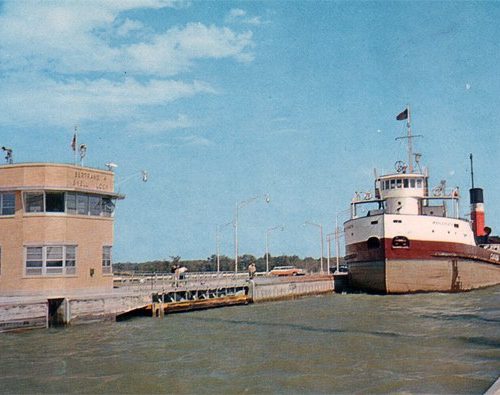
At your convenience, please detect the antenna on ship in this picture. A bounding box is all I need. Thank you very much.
[395,105,422,173]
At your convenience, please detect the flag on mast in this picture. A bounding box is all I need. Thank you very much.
[71,133,77,151]
[396,108,408,121]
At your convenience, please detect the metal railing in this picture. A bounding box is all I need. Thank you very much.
[113,271,251,293]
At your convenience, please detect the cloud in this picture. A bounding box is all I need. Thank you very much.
[0,3,255,76]
[226,8,264,26]
[116,18,145,37]
[126,23,254,75]
[0,1,254,128]
[145,135,214,149]
[0,74,215,126]
[128,114,193,134]
[229,9,247,18]
[178,135,213,146]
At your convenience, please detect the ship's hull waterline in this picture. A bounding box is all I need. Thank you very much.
[348,258,500,294]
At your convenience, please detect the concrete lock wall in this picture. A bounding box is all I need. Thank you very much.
[249,275,334,302]
[67,294,151,324]
[0,299,48,331]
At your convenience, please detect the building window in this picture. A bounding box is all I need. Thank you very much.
[102,198,115,217]
[46,246,64,274]
[0,193,15,215]
[25,245,77,276]
[77,194,89,215]
[24,191,115,217]
[66,193,77,214]
[102,246,112,274]
[46,192,65,213]
[26,246,43,275]
[89,196,102,216]
[66,246,76,275]
[25,192,44,213]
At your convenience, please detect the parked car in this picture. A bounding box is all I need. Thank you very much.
[269,266,305,276]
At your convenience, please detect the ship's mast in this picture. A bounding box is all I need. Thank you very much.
[396,105,422,173]
[407,105,413,173]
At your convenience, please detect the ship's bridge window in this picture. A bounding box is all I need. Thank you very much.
[403,179,409,188]
[0,192,15,215]
[410,179,416,188]
[416,179,423,188]
[390,179,395,189]
[384,180,389,190]
[396,179,402,189]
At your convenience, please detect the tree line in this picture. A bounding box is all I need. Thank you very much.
[114,254,342,274]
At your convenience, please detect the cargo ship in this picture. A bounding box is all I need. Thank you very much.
[343,107,500,293]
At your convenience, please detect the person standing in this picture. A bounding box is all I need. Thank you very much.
[248,262,256,279]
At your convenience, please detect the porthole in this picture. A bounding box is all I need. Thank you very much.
[392,236,410,248]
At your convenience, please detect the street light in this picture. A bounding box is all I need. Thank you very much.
[266,226,284,273]
[304,221,324,273]
[216,221,233,272]
[116,170,149,187]
[234,194,270,273]
[326,232,335,274]
[334,208,350,273]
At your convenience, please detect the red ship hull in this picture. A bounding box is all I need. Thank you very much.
[346,239,500,293]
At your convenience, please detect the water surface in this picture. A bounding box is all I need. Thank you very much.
[1,286,499,394]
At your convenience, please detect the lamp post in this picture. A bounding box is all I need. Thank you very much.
[326,232,335,274]
[234,194,270,273]
[266,226,284,273]
[216,221,233,272]
[334,208,350,273]
[334,217,341,273]
[304,221,324,273]
[116,170,149,188]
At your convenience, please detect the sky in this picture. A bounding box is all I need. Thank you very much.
[0,1,499,262]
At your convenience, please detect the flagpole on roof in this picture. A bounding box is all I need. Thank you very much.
[71,125,78,166]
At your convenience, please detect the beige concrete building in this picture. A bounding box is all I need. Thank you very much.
[0,163,122,296]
